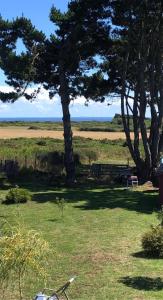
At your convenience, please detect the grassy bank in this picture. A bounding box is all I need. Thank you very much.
[0,120,122,132]
[0,137,132,166]
[0,120,115,131]
[0,184,160,300]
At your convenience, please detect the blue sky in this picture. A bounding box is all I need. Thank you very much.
[0,0,121,118]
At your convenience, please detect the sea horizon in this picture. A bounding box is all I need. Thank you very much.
[0,116,113,122]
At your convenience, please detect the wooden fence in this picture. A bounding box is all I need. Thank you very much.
[0,157,132,180]
[90,163,132,178]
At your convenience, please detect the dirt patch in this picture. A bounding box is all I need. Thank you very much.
[0,126,130,140]
[133,181,158,192]
[74,250,128,265]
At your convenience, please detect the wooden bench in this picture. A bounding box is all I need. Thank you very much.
[77,164,91,177]
[91,163,132,180]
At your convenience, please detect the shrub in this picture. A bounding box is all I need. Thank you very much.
[142,226,163,257]
[75,149,98,164]
[100,138,109,144]
[28,125,41,130]
[36,140,47,146]
[79,127,117,132]
[122,141,128,147]
[37,151,64,166]
[85,149,98,164]
[5,188,31,204]
[0,223,49,300]
[37,151,64,176]
[117,119,122,125]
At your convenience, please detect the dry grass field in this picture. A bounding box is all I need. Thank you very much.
[0,126,130,140]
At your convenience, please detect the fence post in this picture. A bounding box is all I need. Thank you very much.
[25,155,27,169]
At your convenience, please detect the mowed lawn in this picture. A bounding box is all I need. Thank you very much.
[0,184,162,300]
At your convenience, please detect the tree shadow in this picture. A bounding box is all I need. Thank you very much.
[132,251,161,260]
[31,186,158,214]
[119,276,163,291]
[75,188,158,213]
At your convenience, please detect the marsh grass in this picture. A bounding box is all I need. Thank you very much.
[0,137,132,169]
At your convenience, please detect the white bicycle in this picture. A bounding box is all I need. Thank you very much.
[34,277,76,300]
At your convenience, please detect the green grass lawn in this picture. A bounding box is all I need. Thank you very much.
[0,184,162,300]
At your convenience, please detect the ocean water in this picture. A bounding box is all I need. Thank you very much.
[0,117,112,122]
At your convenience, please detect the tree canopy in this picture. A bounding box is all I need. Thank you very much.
[70,0,163,180]
[0,0,163,181]
[0,1,110,184]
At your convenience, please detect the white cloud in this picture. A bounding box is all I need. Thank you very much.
[0,103,9,112]
[0,85,122,117]
[71,96,86,105]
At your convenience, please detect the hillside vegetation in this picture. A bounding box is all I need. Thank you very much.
[0,114,151,132]
[0,137,132,167]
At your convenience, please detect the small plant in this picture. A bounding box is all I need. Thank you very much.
[142,226,163,257]
[28,125,41,130]
[36,140,47,146]
[56,197,66,218]
[0,222,49,300]
[5,188,31,204]
[85,150,98,165]
[142,207,163,257]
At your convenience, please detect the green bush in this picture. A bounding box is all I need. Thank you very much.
[36,140,47,146]
[75,149,98,164]
[0,222,49,300]
[142,226,163,257]
[28,125,41,130]
[5,188,31,204]
[79,127,117,132]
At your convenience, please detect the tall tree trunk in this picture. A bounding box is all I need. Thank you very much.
[120,2,163,182]
[121,53,136,163]
[138,22,152,179]
[120,54,145,179]
[121,53,152,181]
[158,22,163,156]
[59,62,75,185]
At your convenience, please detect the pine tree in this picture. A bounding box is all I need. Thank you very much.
[70,0,163,181]
[0,2,109,184]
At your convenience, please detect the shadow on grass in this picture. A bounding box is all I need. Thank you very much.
[30,185,159,214]
[132,251,160,259]
[47,218,59,222]
[119,276,163,291]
